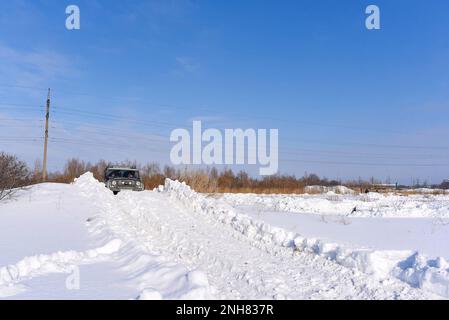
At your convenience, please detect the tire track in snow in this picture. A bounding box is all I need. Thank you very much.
[108,191,435,300]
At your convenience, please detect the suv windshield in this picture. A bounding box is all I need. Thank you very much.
[106,170,139,179]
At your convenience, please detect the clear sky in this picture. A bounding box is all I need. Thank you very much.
[1,0,449,184]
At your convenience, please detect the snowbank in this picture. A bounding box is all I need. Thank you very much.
[0,239,122,297]
[162,179,297,248]
[72,173,214,300]
[304,185,356,195]
[395,254,449,298]
[162,179,449,298]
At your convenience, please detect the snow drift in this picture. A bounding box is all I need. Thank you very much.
[162,179,449,298]
[73,173,214,300]
[0,239,122,297]
[304,185,356,195]
[2,172,444,299]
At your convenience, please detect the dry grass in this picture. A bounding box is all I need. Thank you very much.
[25,158,449,196]
[392,190,448,196]
[213,187,306,194]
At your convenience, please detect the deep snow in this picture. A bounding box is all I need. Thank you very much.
[218,192,449,218]
[0,178,211,299]
[233,206,449,259]
[0,174,447,299]
[218,193,449,297]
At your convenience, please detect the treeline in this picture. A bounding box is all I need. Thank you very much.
[4,152,448,195]
[38,158,344,193]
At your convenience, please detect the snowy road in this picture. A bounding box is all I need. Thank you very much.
[0,174,445,299]
[110,190,434,299]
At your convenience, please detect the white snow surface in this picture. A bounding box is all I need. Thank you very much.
[218,192,449,218]
[217,193,449,298]
[304,185,356,195]
[0,173,448,299]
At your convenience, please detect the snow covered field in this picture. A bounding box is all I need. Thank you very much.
[0,174,448,299]
[218,192,449,297]
[218,192,449,218]
[217,192,449,258]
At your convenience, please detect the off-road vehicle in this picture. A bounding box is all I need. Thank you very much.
[104,167,144,195]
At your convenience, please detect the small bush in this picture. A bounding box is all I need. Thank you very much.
[0,152,30,201]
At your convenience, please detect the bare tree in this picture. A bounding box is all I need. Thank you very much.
[31,158,42,184]
[88,159,109,182]
[63,158,87,181]
[0,152,30,201]
[163,165,177,180]
[142,162,161,176]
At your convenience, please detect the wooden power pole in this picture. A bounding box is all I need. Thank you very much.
[42,88,51,182]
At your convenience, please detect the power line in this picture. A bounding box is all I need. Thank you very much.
[0,124,43,128]
[6,112,449,156]
[0,139,44,146]
[0,98,429,138]
[280,149,449,161]
[20,134,448,168]
[49,137,169,154]
[0,84,48,92]
[0,82,433,136]
[0,102,44,109]
[283,137,449,151]
[48,88,412,134]
[47,90,412,135]
[53,104,409,135]
[0,118,43,122]
[281,158,449,167]
[50,127,167,143]
[52,108,186,128]
[46,132,449,167]
[49,104,440,149]
[48,125,449,160]
[0,137,44,141]
[48,114,449,157]
[49,109,446,151]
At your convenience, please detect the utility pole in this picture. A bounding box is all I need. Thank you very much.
[42,88,50,182]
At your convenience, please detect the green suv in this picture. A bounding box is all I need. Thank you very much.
[104,167,144,195]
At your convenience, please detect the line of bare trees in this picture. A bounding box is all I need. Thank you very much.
[3,152,448,198]
[38,158,344,193]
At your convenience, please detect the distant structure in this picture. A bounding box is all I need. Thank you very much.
[441,179,449,189]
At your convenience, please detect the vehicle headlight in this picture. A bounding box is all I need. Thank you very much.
[136,181,141,186]
[112,181,117,186]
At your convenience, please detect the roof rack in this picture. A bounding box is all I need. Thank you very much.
[106,167,139,171]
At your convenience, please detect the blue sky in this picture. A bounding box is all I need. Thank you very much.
[1,0,449,184]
